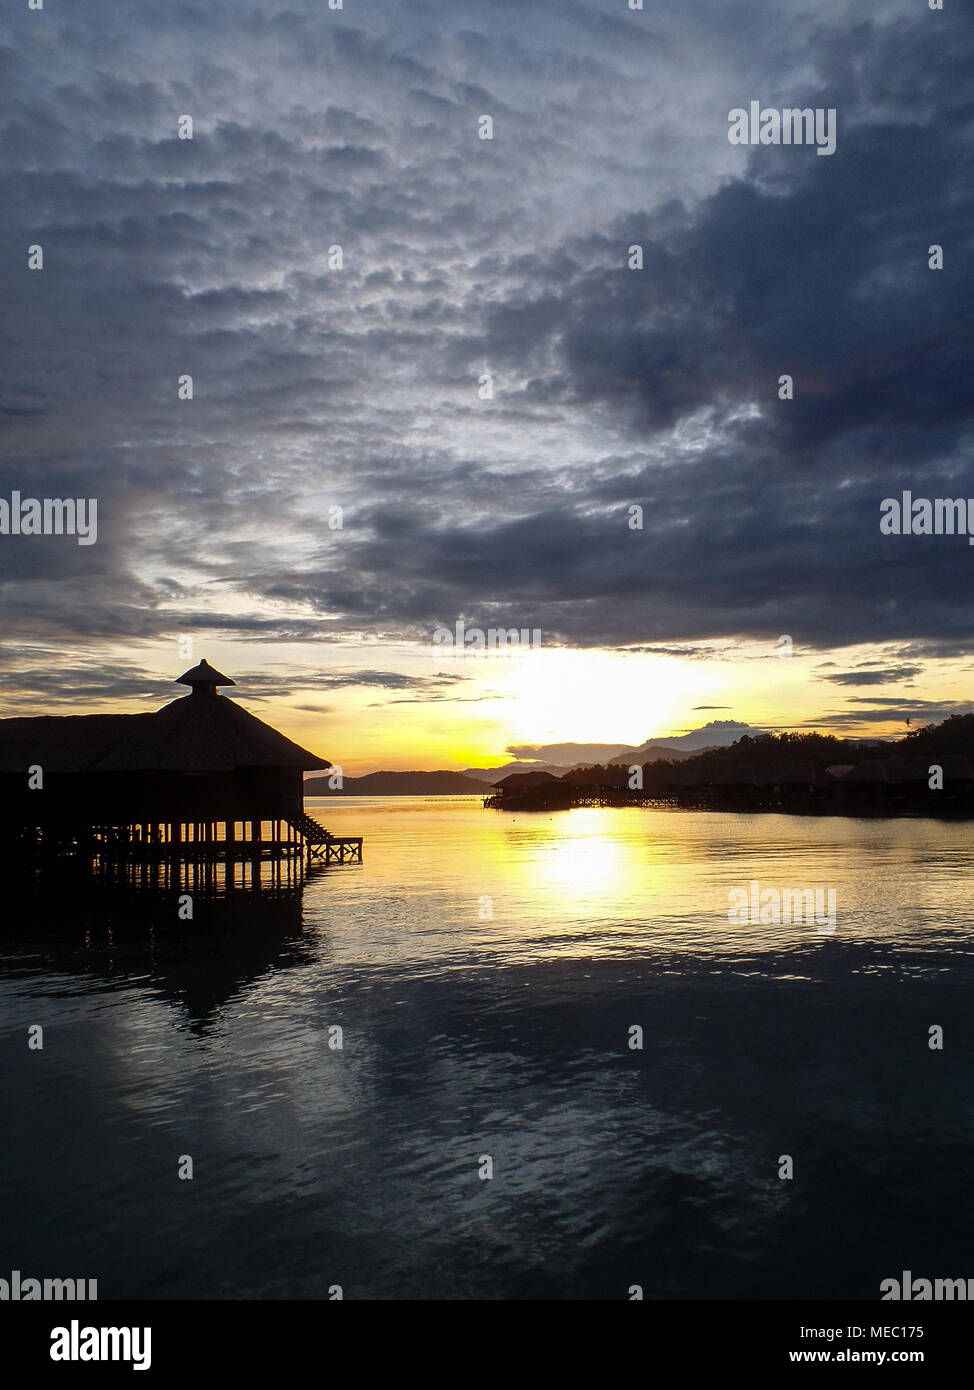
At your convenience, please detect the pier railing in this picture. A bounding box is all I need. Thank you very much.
[2,813,364,869]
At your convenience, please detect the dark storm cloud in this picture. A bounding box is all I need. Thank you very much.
[822,667,924,687]
[808,699,974,729]
[0,656,176,707]
[623,645,733,659]
[845,698,961,709]
[0,647,465,710]
[0,0,970,688]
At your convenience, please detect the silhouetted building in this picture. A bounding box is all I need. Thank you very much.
[492,770,561,794]
[0,660,361,863]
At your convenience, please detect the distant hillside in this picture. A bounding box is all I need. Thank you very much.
[333,720,974,800]
[328,723,777,788]
[629,726,936,794]
[608,743,703,765]
[479,724,766,775]
[461,761,573,782]
[631,721,765,755]
[305,770,486,796]
[895,713,974,758]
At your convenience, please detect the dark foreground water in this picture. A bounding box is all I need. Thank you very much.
[2,798,973,1300]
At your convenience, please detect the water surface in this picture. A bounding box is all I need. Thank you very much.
[2,798,972,1299]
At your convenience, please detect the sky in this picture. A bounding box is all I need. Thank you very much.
[1,0,972,774]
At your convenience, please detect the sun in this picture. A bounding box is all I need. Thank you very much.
[496,647,705,747]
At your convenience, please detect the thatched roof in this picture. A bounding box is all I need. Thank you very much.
[493,770,560,790]
[0,714,155,772]
[0,664,329,774]
[176,658,236,688]
[91,693,329,772]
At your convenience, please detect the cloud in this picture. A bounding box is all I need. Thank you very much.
[371,692,511,706]
[505,741,632,761]
[804,699,974,728]
[0,651,465,710]
[0,0,970,679]
[821,666,924,687]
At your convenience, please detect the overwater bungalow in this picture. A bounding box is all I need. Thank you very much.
[491,770,561,794]
[484,769,570,809]
[0,659,362,866]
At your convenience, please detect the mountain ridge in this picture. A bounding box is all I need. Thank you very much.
[311,722,769,787]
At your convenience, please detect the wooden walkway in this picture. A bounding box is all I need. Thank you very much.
[4,811,364,872]
[284,812,363,864]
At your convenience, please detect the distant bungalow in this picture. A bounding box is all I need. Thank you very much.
[0,660,362,864]
[486,769,568,809]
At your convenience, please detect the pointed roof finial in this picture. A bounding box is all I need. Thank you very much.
[176,657,236,690]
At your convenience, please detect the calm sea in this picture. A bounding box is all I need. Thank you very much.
[2,796,973,1300]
